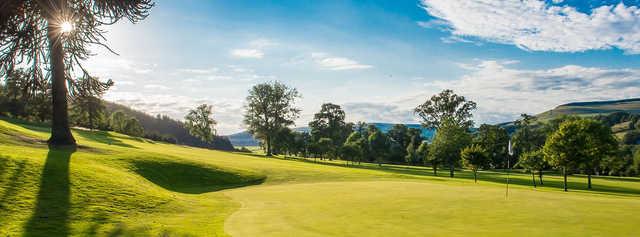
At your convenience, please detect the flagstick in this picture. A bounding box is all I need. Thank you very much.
[506,154,510,199]
[506,140,513,199]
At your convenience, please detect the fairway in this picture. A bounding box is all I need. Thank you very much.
[1,118,640,236]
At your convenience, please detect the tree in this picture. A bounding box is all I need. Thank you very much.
[429,119,472,177]
[244,81,301,156]
[184,104,217,144]
[543,119,618,191]
[341,142,362,166]
[417,141,429,167]
[109,111,127,132]
[512,114,547,157]
[70,76,113,130]
[317,137,334,160]
[388,124,410,161]
[517,150,546,187]
[368,130,389,166]
[122,117,144,137]
[345,131,368,164]
[309,103,352,148]
[414,89,477,129]
[405,140,418,165]
[474,124,509,168]
[461,144,489,183]
[1,0,154,146]
[579,120,618,188]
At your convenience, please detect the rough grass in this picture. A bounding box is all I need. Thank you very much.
[1,117,640,236]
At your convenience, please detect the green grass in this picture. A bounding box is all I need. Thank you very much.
[1,118,640,236]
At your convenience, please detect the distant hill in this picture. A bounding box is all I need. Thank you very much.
[536,98,640,121]
[228,123,435,147]
[104,101,235,151]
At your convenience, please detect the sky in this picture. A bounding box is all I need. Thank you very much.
[84,0,640,135]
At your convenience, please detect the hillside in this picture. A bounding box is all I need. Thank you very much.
[536,98,640,121]
[1,118,640,236]
[104,101,235,150]
[228,123,435,147]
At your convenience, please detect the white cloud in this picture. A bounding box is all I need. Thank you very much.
[420,60,640,123]
[176,65,274,82]
[230,49,264,59]
[420,0,640,53]
[143,84,170,90]
[311,52,372,70]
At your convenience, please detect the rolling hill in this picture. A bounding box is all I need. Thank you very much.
[1,117,640,236]
[536,98,640,121]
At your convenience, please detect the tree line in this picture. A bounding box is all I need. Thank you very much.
[241,81,640,191]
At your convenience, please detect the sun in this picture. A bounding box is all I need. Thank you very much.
[60,21,74,33]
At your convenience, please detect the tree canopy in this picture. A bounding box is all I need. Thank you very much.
[414,89,477,129]
[243,81,301,156]
[1,0,154,146]
[184,104,217,144]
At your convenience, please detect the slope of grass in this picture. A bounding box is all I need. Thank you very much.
[1,117,640,236]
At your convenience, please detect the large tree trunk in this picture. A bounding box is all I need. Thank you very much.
[265,135,272,157]
[587,174,592,189]
[46,18,76,147]
[433,164,438,176]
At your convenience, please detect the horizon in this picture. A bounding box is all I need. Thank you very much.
[83,0,640,135]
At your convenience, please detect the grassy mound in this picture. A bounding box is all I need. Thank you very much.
[132,160,264,194]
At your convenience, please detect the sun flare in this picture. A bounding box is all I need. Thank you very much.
[60,21,73,33]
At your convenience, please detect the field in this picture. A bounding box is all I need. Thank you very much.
[1,118,640,236]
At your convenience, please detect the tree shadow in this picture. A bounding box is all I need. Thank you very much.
[0,159,26,205]
[131,160,265,194]
[22,147,75,237]
[74,130,138,149]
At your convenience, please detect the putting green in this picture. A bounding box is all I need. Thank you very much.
[225,181,640,237]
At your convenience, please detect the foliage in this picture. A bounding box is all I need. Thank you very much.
[429,119,472,177]
[184,104,217,144]
[460,144,489,182]
[317,137,335,159]
[517,149,547,186]
[309,103,352,146]
[544,118,618,190]
[243,81,301,156]
[122,118,144,137]
[474,123,509,168]
[414,89,477,129]
[1,0,154,146]
[368,130,389,166]
[340,142,362,164]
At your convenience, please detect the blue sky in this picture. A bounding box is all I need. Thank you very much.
[85,0,640,135]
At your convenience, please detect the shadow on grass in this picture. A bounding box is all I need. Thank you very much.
[74,130,138,149]
[81,212,179,237]
[23,147,75,236]
[0,159,26,205]
[132,160,265,194]
[256,154,640,197]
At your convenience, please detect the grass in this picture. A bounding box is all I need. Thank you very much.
[1,118,640,236]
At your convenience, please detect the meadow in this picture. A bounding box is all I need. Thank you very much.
[1,118,640,236]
